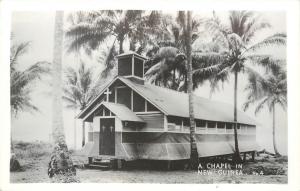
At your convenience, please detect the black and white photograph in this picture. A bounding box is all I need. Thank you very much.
[1,0,300,189]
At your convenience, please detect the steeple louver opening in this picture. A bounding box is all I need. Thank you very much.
[116,51,147,84]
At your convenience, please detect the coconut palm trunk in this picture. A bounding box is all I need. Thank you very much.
[118,35,125,54]
[272,104,280,156]
[233,71,241,162]
[186,11,199,169]
[48,11,76,180]
[52,11,65,146]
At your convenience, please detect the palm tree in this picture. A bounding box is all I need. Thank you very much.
[66,10,161,54]
[63,62,99,147]
[10,40,49,171]
[48,11,77,181]
[65,11,162,78]
[243,59,286,156]
[185,11,199,169]
[145,47,186,90]
[144,12,201,92]
[10,41,49,115]
[202,11,286,161]
[51,10,66,151]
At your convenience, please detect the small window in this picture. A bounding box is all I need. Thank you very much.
[196,120,206,127]
[117,87,131,109]
[104,107,110,116]
[134,57,144,78]
[108,88,115,102]
[183,118,190,127]
[207,121,216,128]
[167,116,182,126]
[118,57,132,76]
[133,91,145,112]
[226,123,233,129]
[147,101,159,112]
[217,122,225,129]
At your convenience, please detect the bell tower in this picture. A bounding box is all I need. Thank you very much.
[116,51,147,84]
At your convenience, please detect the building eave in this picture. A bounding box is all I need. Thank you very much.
[77,76,169,119]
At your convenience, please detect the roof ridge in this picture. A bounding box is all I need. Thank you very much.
[143,81,214,102]
[144,82,188,95]
[138,79,249,114]
[122,77,230,105]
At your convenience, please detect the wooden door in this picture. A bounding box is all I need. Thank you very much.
[99,118,115,155]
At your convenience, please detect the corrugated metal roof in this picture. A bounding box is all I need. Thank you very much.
[78,76,256,125]
[116,51,148,60]
[102,102,144,122]
[119,77,256,125]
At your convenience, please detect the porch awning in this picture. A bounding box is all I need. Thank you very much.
[102,102,144,122]
[83,101,144,123]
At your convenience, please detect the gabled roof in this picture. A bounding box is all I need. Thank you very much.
[84,101,144,123]
[78,76,256,125]
[116,51,148,60]
[121,77,256,125]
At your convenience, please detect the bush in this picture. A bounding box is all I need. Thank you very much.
[275,156,288,163]
[10,154,22,171]
[13,141,53,159]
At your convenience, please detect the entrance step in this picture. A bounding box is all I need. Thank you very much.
[85,163,110,169]
[86,157,115,169]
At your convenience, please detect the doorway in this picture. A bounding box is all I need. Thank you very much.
[99,118,115,155]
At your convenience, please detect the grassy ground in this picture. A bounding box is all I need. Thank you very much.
[10,141,287,184]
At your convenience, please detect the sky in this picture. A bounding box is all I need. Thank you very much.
[10,11,287,154]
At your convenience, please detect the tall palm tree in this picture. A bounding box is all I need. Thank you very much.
[202,11,286,161]
[66,10,161,54]
[10,40,49,171]
[185,11,199,168]
[243,59,286,156]
[145,12,219,93]
[63,62,99,147]
[48,11,76,180]
[65,11,162,78]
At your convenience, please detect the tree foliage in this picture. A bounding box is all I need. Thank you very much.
[10,41,49,116]
[63,62,99,110]
[144,12,219,92]
[66,10,163,79]
[243,60,287,114]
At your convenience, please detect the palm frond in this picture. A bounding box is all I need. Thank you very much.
[253,97,270,115]
[10,41,31,69]
[247,33,286,52]
[243,62,287,114]
[63,62,99,110]
[243,20,271,43]
[98,39,118,79]
[247,55,286,73]
[65,22,111,52]
[204,12,230,48]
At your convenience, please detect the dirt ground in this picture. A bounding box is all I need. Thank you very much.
[10,142,287,184]
[10,155,287,184]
